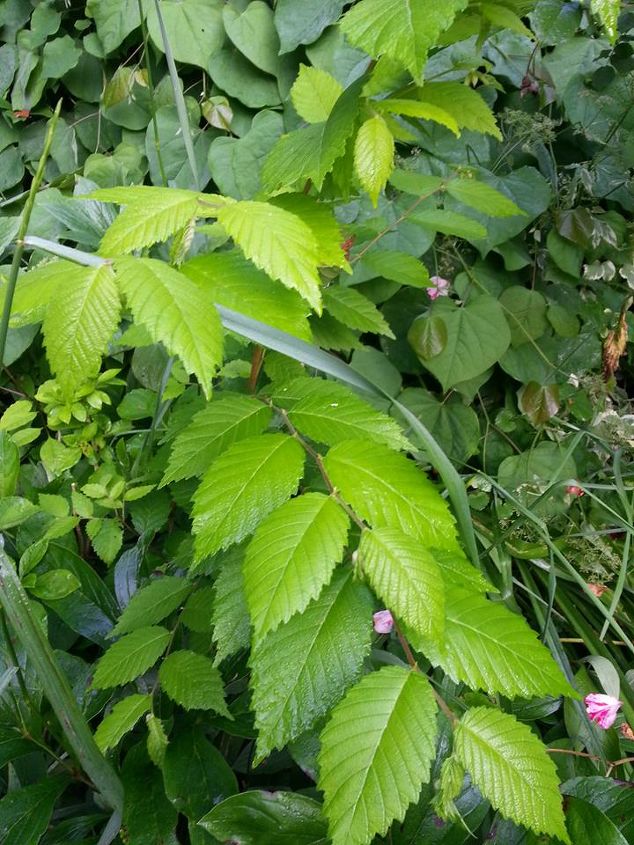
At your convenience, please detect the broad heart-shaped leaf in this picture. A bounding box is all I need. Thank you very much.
[323,440,459,552]
[161,393,272,486]
[262,76,364,193]
[250,569,373,762]
[418,296,511,391]
[144,0,225,69]
[110,576,191,637]
[410,208,487,240]
[215,201,322,313]
[223,1,280,76]
[244,492,350,641]
[182,250,313,340]
[291,64,343,124]
[499,286,548,347]
[192,434,305,563]
[358,528,444,643]
[114,257,223,400]
[43,264,120,399]
[341,0,465,81]
[354,115,394,207]
[454,707,570,843]
[94,693,152,753]
[319,666,438,845]
[200,791,329,844]
[416,82,502,139]
[273,376,411,451]
[159,650,230,716]
[92,626,170,689]
[413,586,576,699]
[95,187,204,255]
[323,286,393,337]
[445,178,524,217]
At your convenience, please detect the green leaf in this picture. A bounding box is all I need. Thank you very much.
[183,250,313,341]
[396,388,480,466]
[211,548,250,665]
[96,187,202,256]
[292,64,343,123]
[454,706,570,842]
[244,492,350,641]
[416,82,502,139]
[115,257,223,399]
[262,76,364,192]
[223,1,281,76]
[145,0,225,69]
[30,570,80,601]
[389,169,444,195]
[362,250,430,287]
[341,0,465,81]
[0,778,67,845]
[0,432,19,498]
[481,2,534,38]
[323,440,459,552]
[111,576,191,637]
[319,665,438,845]
[159,650,230,715]
[122,745,176,845]
[85,518,123,565]
[94,694,152,753]
[417,297,511,391]
[146,714,168,767]
[250,570,373,762]
[86,0,141,53]
[358,527,444,642]
[92,626,171,689]
[566,796,629,845]
[590,0,619,43]
[408,315,448,360]
[498,287,548,346]
[376,98,459,135]
[43,264,120,398]
[192,434,305,562]
[517,382,560,426]
[323,286,393,337]
[410,208,487,240]
[269,194,349,270]
[275,0,346,53]
[445,179,524,217]
[161,393,272,486]
[200,791,329,844]
[215,201,323,312]
[418,586,576,699]
[275,376,411,451]
[41,35,81,78]
[354,115,394,206]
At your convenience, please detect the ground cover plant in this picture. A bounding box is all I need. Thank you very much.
[0,0,633,843]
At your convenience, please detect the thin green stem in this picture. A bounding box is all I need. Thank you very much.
[0,100,62,365]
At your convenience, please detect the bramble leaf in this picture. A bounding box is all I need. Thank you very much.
[94,694,152,753]
[92,626,170,689]
[159,650,231,716]
[111,576,191,637]
[354,115,394,206]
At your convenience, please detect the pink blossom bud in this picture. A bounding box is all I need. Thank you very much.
[584,693,622,729]
[373,610,394,634]
[566,484,584,497]
[587,583,607,598]
[427,275,450,300]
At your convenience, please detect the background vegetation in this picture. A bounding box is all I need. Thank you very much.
[0,0,633,843]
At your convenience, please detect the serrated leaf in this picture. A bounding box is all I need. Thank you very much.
[388,170,445,195]
[159,650,230,716]
[354,115,394,207]
[192,434,305,562]
[43,264,120,399]
[454,706,570,842]
[445,179,524,217]
[362,250,430,287]
[358,527,444,642]
[115,257,223,399]
[416,82,502,139]
[146,713,169,767]
[376,98,459,135]
[291,64,343,124]
[482,2,534,37]
[250,569,373,761]
[215,201,323,312]
[319,665,438,845]
[92,626,170,689]
[323,286,394,337]
[211,547,250,665]
[97,188,202,255]
[94,693,152,753]
[341,0,465,81]
[410,207,487,240]
[85,518,123,566]
[269,194,348,270]
[262,76,364,192]
[432,548,494,593]
[111,576,191,637]
[161,394,272,486]
[275,376,410,451]
[323,440,458,551]
[182,250,313,341]
[417,586,576,699]
[244,492,349,641]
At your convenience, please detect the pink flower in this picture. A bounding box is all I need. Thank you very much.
[373,610,394,634]
[584,693,622,729]
[427,275,451,300]
[566,484,584,497]
[587,583,607,598]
